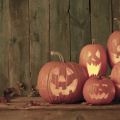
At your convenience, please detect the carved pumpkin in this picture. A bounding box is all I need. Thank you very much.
[37,51,88,104]
[83,74,115,104]
[107,18,120,68]
[79,39,107,77]
[111,61,120,99]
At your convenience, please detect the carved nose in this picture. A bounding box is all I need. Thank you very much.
[58,75,66,82]
[99,88,102,91]
[92,58,96,61]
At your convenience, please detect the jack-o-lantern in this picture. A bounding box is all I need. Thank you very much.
[79,39,107,77]
[107,18,120,68]
[111,61,120,99]
[83,74,115,104]
[37,51,88,104]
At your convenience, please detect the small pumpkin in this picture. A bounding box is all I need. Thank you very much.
[83,73,115,104]
[37,51,88,104]
[79,39,107,77]
[107,18,120,68]
[111,61,120,99]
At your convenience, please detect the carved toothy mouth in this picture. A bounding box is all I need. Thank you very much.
[87,63,101,77]
[89,92,109,99]
[50,79,78,96]
[111,52,120,64]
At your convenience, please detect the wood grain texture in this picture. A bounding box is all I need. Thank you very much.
[91,0,112,44]
[29,0,50,87]
[112,0,120,31]
[0,0,118,97]
[70,0,91,63]
[0,97,120,120]
[0,109,120,120]
[8,0,30,96]
[0,0,9,96]
[50,0,70,62]
[91,0,112,75]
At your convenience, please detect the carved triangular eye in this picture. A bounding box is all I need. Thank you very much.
[117,45,120,52]
[88,51,92,57]
[102,84,108,87]
[51,67,59,75]
[95,50,100,58]
[66,67,74,75]
[93,84,99,86]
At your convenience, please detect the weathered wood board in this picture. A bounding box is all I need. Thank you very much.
[29,0,50,87]
[0,97,120,120]
[50,0,70,62]
[8,0,30,96]
[70,0,91,63]
[112,0,120,31]
[0,0,119,96]
[0,0,9,96]
[0,109,120,120]
[91,0,112,75]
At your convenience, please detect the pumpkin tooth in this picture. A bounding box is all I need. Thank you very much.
[67,79,78,93]
[87,63,101,77]
[50,79,78,96]
[89,92,109,100]
[104,93,109,99]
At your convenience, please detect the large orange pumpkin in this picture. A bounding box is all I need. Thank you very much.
[37,51,88,104]
[83,74,115,104]
[79,40,107,78]
[107,18,120,68]
[111,61,120,99]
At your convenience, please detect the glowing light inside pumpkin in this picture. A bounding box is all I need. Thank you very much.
[117,45,120,52]
[89,83,109,99]
[110,39,120,64]
[87,62,101,77]
[87,50,101,77]
[58,75,66,82]
[50,67,78,96]
[99,88,102,91]
[111,52,120,64]
[88,51,92,57]
[93,84,99,86]
[95,50,100,58]
[102,84,108,87]
[50,79,78,96]
[89,93,109,99]
[66,67,74,75]
[51,67,59,74]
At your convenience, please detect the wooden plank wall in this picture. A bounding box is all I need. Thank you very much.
[0,0,119,96]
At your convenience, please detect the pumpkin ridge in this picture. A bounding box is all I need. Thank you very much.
[83,75,115,104]
[48,62,62,103]
[38,52,88,104]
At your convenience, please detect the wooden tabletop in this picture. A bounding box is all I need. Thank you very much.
[0,97,119,110]
[0,97,120,120]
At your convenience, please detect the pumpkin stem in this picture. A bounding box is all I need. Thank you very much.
[92,39,95,44]
[114,18,120,29]
[50,51,65,63]
[98,73,106,80]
